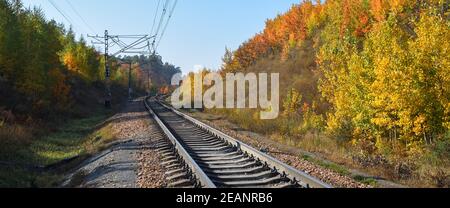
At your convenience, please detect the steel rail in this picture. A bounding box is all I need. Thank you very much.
[157,101,333,188]
[144,97,217,188]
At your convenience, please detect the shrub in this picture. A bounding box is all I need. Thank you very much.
[0,124,33,150]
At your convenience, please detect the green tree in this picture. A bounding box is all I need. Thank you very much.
[0,0,23,81]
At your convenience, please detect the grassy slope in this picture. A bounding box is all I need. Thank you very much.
[0,107,117,188]
[0,74,133,187]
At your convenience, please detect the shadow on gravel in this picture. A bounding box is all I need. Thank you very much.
[84,162,136,181]
[62,98,158,188]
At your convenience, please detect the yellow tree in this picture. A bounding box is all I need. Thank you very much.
[369,8,449,149]
[408,10,450,140]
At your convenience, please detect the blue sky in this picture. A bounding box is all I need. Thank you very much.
[21,0,300,74]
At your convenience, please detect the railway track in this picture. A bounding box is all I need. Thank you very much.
[144,97,332,188]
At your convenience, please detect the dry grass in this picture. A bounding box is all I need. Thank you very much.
[0,124,33,146]
[0,109,115,188]
[83,123,117,154]
[0,125,29,140]
[290,133,448,187]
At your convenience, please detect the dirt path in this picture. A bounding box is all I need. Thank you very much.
[63,98,166,188]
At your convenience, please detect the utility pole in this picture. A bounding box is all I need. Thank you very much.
[121,61,149,101]
[128,62,132,101]
[147,42,153,97]
[147,55,153,96]
[104,30,111,108]
[88,30,112,108]
[148,51,158,96]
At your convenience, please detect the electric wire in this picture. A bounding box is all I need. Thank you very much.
[152,0,170,47]
[150,0,162,35]
[48,0,76,29]
[155,0,178,50]
[64,0,96,34]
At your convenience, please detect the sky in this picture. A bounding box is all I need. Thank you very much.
[21,0,301,74]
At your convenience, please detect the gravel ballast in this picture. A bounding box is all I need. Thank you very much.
[64,98,167,188]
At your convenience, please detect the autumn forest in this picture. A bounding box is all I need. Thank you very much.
[0,0,181,187]
[0,0,449,188]
[199,0,449,187]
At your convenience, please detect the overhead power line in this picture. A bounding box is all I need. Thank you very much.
[156,0,178,50]
[48,0,76,28]
[154,0,171,39]
[64,0,96,34]
[150,0,162,35]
